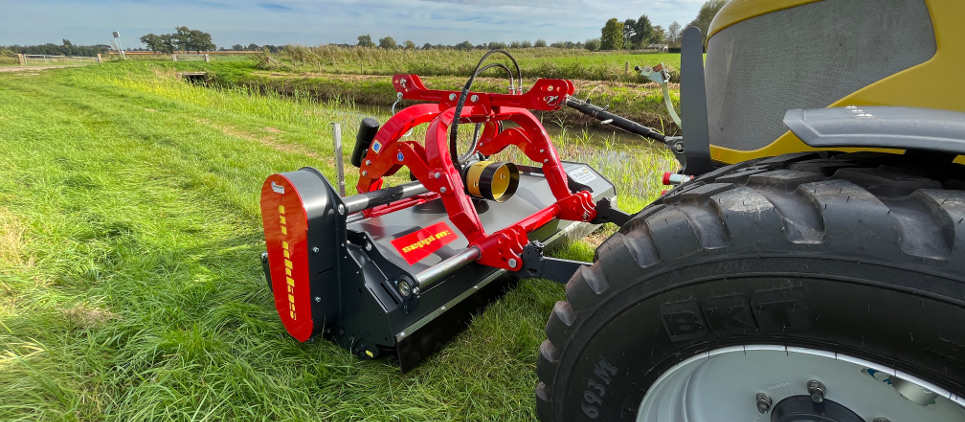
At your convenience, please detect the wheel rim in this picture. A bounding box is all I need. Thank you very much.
[636,345,965,421]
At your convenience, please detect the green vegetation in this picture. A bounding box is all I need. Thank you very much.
[0,62,674,420]
[206,48,682,132]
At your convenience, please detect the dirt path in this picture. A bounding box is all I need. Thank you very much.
[0,65,84,72]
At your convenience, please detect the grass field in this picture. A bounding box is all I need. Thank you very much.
[279,46,680,82]
[0,62,674,420]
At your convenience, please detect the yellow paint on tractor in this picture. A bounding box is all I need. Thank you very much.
[707,0,965,165]
[707,0,822,39]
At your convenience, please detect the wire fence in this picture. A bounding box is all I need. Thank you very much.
[21,54,100,66]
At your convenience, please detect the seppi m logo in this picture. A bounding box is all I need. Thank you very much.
[277,204,297,321]
[660,288,810,341]
[390,221,458,265]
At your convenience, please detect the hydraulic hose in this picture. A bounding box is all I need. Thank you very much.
[565,97,667,144]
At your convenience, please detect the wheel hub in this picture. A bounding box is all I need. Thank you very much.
[636,345,965,421]
[770,396,863,422]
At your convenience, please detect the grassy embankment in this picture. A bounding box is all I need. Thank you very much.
[0,61,675,420]
[209,47,683,133]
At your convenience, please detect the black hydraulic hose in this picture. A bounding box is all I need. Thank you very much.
[450,49,522,166]
[565,97,667,144]
[477,63,514,86]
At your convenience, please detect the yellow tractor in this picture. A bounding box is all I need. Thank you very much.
[534,0,965,420]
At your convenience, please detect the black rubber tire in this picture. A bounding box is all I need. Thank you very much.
[536,152,965,421]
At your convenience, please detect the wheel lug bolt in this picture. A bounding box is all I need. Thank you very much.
[756,393,772,414]
[808,379,827,403]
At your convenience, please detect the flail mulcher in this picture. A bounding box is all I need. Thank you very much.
[261,0,965,419]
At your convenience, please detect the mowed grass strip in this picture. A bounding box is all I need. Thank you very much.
[0,62,668,421]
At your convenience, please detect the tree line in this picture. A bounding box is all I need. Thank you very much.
[353,0,726,52]
[1,39,111,57]
[599,0,726,50]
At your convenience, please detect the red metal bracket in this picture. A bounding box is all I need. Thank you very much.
[355,75,595,271]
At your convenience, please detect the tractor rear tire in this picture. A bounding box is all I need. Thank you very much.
[536,152,965,421]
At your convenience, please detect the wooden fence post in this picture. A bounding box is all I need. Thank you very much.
[204,54,210,62]
[172,54,178,62]
[17,54,26,65]
[96,54,102,64]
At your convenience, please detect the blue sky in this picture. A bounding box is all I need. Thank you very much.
[3,0,706,47]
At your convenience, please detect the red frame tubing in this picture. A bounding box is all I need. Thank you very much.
[354,74,597,271]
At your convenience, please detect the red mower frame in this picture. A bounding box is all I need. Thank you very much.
[354,74,598,271]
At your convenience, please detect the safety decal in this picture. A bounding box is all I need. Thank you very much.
[390,221,458,265]
[371,141,382,154]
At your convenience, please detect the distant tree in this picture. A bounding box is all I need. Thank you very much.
[62,38,74,55]
[231,44,244,51]
[631,15,659,49]
[158,34,176,53]
[653,25,666,45]
[600,18,624,50]
[666,21,682,46]
[509,40,522,48]
[488,41,507,50]
[403,40,416,50]
[378,36,397,49]
[170,26,214,52]
[550,41,565,48]
[454,40,473,50]
[247,43,260,51]
[688,0,728,43]
[623,19,636,49]
[357,34,375,48]
[139,33,163,52]
[534,39,547,48]
[422,42,433,50]
[584,38,601,51]
[521,40,532,48]
[475,44,486,50]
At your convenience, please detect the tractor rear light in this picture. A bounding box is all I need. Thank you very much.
[662,172,694,186]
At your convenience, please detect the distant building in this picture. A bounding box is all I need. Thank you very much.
[645,43,670,52]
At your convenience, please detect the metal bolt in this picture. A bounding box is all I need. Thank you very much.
[540,148,545,153]
[362,170,368,176]
[261,252,268,263]
[434,172,441,179]
[441,306,446,311]
[365,159,371,165]
[449,93,456,101]
[673,142,685,153]
[312,247,320,254]
[337,204,346,215]
[508,258,517,268]
[399,331,406,338]
[440,187,447,193]
[364,242,372,251]
[543,159,549,163]
[808,379,827,404]
[470,95,479,103]
[412,286,420,295]
[756,393,772,414]
[314,296,322,303]
[398,281,411,297]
